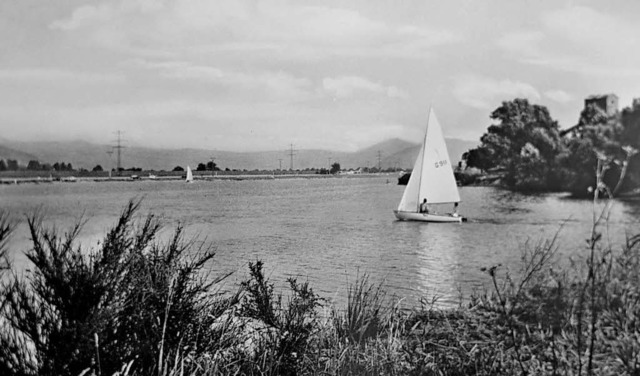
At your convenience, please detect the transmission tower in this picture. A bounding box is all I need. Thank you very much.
[286,144,298,170]
[112,131,126,176]
[376,150,383,171]
[278,158,283,170]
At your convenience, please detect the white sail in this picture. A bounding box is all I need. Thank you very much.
[397,108,460,212]
[186,166,193,183]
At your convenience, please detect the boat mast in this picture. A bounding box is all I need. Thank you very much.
[415,108,431,211]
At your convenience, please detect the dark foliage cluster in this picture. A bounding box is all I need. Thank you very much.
[196,161,220,172]
[464,98,640,196]
[0,159,20,171]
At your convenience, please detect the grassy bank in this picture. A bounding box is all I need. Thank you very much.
[1,200,639,375]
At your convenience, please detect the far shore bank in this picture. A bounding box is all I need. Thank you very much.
[0,171,398,185]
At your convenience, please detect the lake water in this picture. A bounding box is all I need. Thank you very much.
[2,176,639,308]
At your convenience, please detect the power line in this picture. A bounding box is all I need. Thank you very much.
[286,144,298,170]
[112,130,126,176]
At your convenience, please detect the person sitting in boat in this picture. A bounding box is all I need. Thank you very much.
[419,198,429,214]
[452,202,459,217]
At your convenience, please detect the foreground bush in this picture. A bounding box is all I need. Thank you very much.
[1,198,639,375]
[0,200,239,376]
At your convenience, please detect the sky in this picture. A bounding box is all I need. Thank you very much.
[1,0,639,152]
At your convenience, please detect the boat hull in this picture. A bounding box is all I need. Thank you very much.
[393,210,463,223]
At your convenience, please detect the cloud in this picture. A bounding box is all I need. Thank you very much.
[50,4,115,31]
[126,59,410,102]
[544,89,572,103]
[496,31,543,59]
[125,59,314,101]
[498,6,640,79]
[50,0,164,30]
[0,68,125,85]
[322,76,408,99]
[541,6,634,48]
[50,0,458,60]
[452,75,541,109]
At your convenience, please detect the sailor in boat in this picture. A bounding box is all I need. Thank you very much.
[453,202,459,217]
[419,198,429,214]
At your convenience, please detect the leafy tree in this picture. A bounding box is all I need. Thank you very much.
[621,102,640,147]
[206,161,219,171]
[6,160,18,171]
[196,163,207,171]
[53,162,72,171]
[172,166,184,172]
[464,98,563,190]
[463,148,492,173]
[26,160,41,170]
[0,160,6,171]
[92,165,103,172]
[559,103,623,196]
[618,102,640,191]
[330,162,341,174]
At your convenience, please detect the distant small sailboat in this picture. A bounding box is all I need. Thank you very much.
[185,166,193,183]
[394,108,464,223]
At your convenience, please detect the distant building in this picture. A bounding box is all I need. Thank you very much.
[561,94,619,138]
[584,93,618,116]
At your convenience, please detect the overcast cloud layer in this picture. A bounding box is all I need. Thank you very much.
[1,0,639,151]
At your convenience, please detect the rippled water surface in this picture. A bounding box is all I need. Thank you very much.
[3,177,639,307]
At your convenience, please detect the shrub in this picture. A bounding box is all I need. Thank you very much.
[0,200,237,376]
[237,260,323,375]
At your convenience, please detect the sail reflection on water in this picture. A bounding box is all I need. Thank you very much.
[413,223,465,307]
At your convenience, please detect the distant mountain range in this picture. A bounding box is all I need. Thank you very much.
[0,144,39,163]
[0,138,478,171]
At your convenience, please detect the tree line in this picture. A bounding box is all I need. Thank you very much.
[463,97,640,196]
[0,160,75,172]
[0,159,149,173]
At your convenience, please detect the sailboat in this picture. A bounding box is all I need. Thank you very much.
[185,166,194,183]
[394,108,464,223]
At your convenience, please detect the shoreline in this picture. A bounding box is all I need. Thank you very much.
[0,172,397,185]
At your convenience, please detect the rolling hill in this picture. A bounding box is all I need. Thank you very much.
[0,144,39,164]
[2,138,478,171]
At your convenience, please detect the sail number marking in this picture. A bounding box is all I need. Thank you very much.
[434,160,448,168]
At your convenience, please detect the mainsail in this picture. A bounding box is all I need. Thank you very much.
[397,109,460,212]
